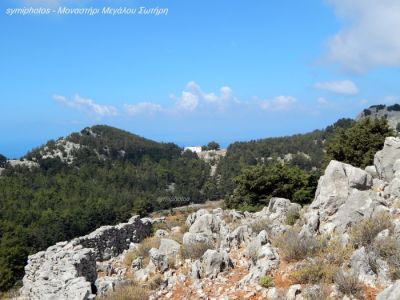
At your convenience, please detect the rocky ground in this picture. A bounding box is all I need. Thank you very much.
[17,137,400,299]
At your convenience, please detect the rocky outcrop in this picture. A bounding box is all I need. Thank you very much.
[374,137,400,182]
[377,280,400,300]
[304,160,377,234]
[20,135,400,300]
[201,249,233,279]
[21,216,151,300]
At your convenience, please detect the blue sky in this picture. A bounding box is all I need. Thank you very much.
[1,0,400,158]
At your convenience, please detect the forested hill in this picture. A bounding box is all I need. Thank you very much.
[0,125,211,291]
[25,125,182,165]
[215,118,355,195]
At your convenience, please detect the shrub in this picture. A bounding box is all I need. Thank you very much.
[123,237,160,268]
[325,117,393,168]
[259,275,274,288]
[373,236,399,259]
[285,207,300,226]
[372,236,400,280]
[349,212,394,248]
[333,270,363,299]
[100,282,149,300]
[136,237,161,258]
[181,241,214,260]
[226,163,316,210]
[303,286,329,300]
[123,250,139,267]
[147,273,164,290]
[250,217,271,235]
[317,238,352,266]
[274,228,321,261]
[167,256,177,269]
[290,262,335,284]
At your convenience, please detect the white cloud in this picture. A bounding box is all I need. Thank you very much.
[172,81,235,111]
[53,94,117,117]
[124,102,163,115]
[260,96,297,111]
[325,0,400,73]
[314,80,358,95]
[317,97,329,105]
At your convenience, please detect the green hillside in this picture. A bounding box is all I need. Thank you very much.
[0,125,210,291]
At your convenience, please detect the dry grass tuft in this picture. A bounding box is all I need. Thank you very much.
[249,217,271,235]
[333,270,363,299]
[273,228,321,261]
[181,241,214,260]
[100,282,149,300]
[290,262,336,284]
[349,212,394,247]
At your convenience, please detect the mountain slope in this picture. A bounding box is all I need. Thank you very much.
[358,104,400,130]
[215,118,355,195]
[0,125,210,291]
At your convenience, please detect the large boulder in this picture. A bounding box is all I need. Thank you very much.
[188,213,222,236]
[374,137,400,182]
[185,209,209,227]
[305,160,375,234]
[21,246,96,300]
[225,225,251,248]
[21,216,152,300]
[182,232,211,248]
[240,244,279,285]
[201,249,233,279]
[158,238,181,257]
[349,247,377,285]
[377,280,400,300]
[245,230,269,260]
[149,248,168,272]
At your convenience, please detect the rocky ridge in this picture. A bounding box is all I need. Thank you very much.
[20,216,152,300]
[19,136,400,299]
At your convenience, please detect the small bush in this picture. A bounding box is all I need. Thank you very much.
[333,270,363,299]
[285,207,300,226]
[373,237,400,280]
[290,262,335,284]
[100,282,149,300]
[317,238,352,266]
[250,217,271,235]
[303,286,329,300]
[349,212,394,247]
[147,273,164,290]
[373,236,399,259]
[181,241,214,260]
[274,228,321,261]
[136,237,161,258]
[123,237,160,268]
[123,250,138,267]
[259,275,274,288]
[167,256,177,269]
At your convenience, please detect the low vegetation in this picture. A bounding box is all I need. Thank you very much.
[273,228,321,261]
[181,241,214,260]
[349,212,394,248]
[258,275,274,288]
[333,271,363,299]
[123,237,161,268]
[249,217,271,235]
[100,281,149,300]
[290,262,335,284]
[285,207,300,226]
